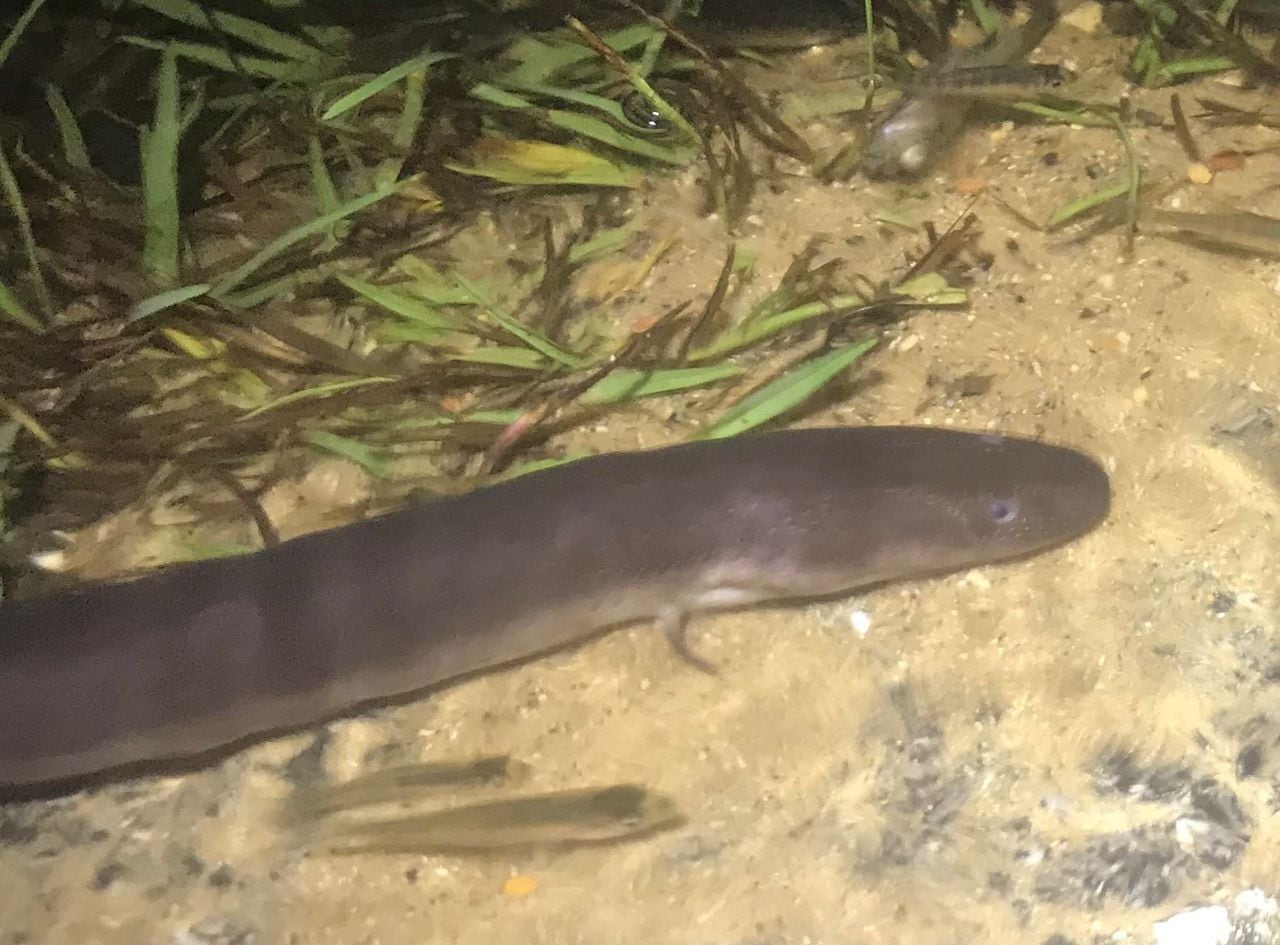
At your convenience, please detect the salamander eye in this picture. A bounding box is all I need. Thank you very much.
[988,498,1019,525]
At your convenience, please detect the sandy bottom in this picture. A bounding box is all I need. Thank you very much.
[4,8,1280,945]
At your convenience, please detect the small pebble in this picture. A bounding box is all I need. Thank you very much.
[502,874,538,897]
[1062,1,1103,33]
[849,610,873,637]
[1153,904,1230,945]
[1186,163,1213,185]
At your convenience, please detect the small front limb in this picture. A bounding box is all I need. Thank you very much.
[656,606,719,676]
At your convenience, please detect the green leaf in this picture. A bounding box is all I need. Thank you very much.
[1046,180,1132,228]
[494,453,588,480]
[500,23,662,87]
[583,365,743,404]
[446,137,641,188]
[140,46,182,283]
[393,257,485,304]
[892,272,967,305]
[120,36,325,81]
[469,83,536,109]
[0,0,50,73]
[453,274,584,368]
[538,108,696,166]
[701,339,877,439]
[308,135,341,216]
[446,347,548,369]
[0,279,42,332]
[43,85,90,169]
[690,292,870,361]
[209,180,409,298]
[0,144,51,322]
[128,282,212,321]
[303,430,393,478]
[243,377,394,419]
[336,275,467,329]
[321,51,456,121]
[375,58,429,186]
[128,0,326,62]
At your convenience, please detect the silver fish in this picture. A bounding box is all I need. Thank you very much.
[1144,207,1280,256]
[296,783,686,855]
[862,0,1059,179]
[900,62,1069,100]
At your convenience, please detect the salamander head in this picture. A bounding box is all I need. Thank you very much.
[854,428,1111,580]
[746,426,1112,592]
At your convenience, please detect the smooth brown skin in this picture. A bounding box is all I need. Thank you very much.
[0,427,1110,794]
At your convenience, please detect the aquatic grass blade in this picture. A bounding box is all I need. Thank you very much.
[568,226,636,263]
[582,365,744,404]
[307,135,342,248]
[308,136,341,215]
[446,347,549,369]
[43,85,90,170]
[128,283,212,322]
[0,280,42,332]
[0,402,86,469]
[393,258,484,305]
[0,0,49,72]
[140,47,182,283]
[893,272,967,304]
[121,36,324,81]
[491,74,701,162]
[375,62,429,187]
[242,378,395,420]
[303,430,392,478]
[162,326,223,359]
[209,180,409,299]
[1046,180,1134,229]
[1006,100,1114,128]
[0,145,51,322]
[129,0,325,62]
[501,23,664,87]
[538,109,697,166]
[321,51,456,122]
[690,292,870,361]
[221,265,347,309]
[469,83,537,109]
[701,339,878,439]
[446,138,642,188]
[336,275,467,330]
[492,454,589,481]
[1154,56,1237,81]
[453,275,584,368]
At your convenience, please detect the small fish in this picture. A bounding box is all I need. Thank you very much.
[280,755,529,825]
[862,0,1059,179]
[1144,208,1280,256]
[1193,97,1280,131]
[296,784,686,855]
[901,62,1069,100]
